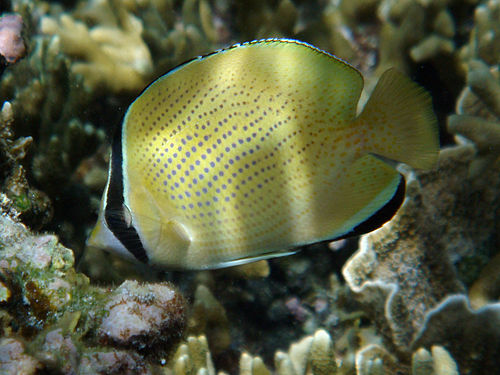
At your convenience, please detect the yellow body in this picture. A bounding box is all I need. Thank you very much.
[89,39,438,269]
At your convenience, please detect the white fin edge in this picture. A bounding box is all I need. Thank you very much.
[201,249,299,270]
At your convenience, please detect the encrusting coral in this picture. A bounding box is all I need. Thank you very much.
[412,295,500,374]
[0,212,186,374]
[0,101,52,229]
[98,280,186,358]
[342,142,500,372]
[0,4,107,254]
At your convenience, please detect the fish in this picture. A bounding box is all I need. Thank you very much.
[87,39,439,270]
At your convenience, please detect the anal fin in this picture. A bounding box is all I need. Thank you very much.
[206,249,298,270]
[316,154,403,240]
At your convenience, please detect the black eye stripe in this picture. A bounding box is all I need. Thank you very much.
[104,124,149,264]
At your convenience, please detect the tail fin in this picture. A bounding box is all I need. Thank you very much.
[355,68,439,170]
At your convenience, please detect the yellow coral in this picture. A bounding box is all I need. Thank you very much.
[274,329,338,375]
[40,10,152,93]
[412,346,459,375]
[171,335,215,375]
[239,352,271,375]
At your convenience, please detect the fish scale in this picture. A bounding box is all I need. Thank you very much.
[126,43,359,255]
[88,39,438,270]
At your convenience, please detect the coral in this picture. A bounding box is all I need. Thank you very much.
[469,252,500,309]
[41,10,153,93]
[413,295,500,375]
[355,344,397,375]
[37,327,152,375]
[170,335,216,375]
[0,101,52,229]
[164,328,465,375]
[233,0,300,40]
[98,280,186,358]
[342,143,500,357]
[1,1,498,374]
[39,0,233,94]
[0,16,106,247]
[77,351,151,375]
[412,346,459,375]
[0,4,107,254]
[221,259,271,279]
[240,352,272,375]
[0,213,187,372]
[274,329,338,375]
[0,13,25,66]
[459,0,500,66]
[448,59,500,176]
[0,338,42,375]
[188,284,231,355]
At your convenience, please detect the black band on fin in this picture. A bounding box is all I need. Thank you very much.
[104,124,149,264]
[338,175,406,239]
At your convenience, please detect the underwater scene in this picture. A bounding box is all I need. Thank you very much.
[0,0,499,374]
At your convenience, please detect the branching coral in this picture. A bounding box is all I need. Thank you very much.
[170,335,216,375]
[187,284,231,356]
[459,0,500,66]
[448,60,500,176]
[41,10,153,93]
[39,0,231,94]
[274,329,338,375]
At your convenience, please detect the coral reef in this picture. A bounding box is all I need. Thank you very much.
[0,5,106,254]
[0,0,499,374]
[342,142,500,372]
[0,212,186,373]
[165,330,464,375]
[39,0,232,94]
[0,101,52,229]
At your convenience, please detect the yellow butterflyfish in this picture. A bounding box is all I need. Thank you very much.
[87,39,438,270]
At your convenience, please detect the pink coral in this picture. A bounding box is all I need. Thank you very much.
[0,14,25,64]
